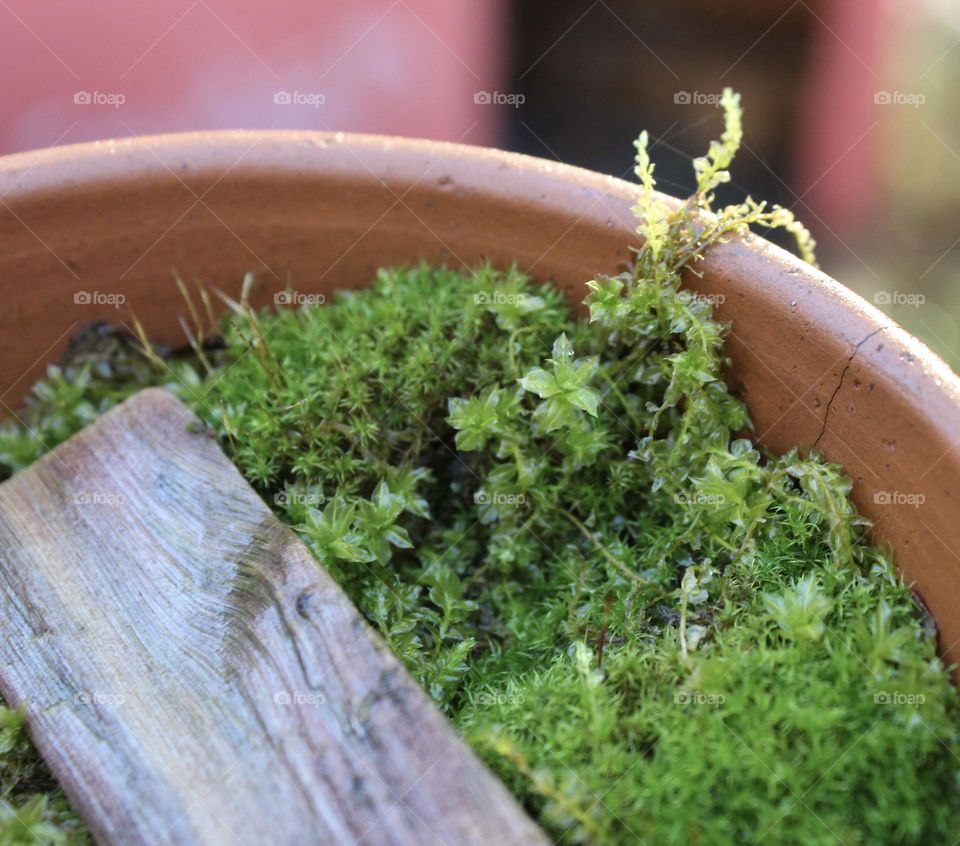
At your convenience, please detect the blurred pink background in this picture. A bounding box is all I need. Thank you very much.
[0,0,507,152]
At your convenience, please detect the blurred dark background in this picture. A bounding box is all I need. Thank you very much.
[1,0,957,367]
[507,1,810,202]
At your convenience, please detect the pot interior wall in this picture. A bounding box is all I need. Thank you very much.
[2,131,959,674]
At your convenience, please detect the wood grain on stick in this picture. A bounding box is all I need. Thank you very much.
[0,388,545,846]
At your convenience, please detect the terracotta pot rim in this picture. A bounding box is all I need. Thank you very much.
[2,127,956,398]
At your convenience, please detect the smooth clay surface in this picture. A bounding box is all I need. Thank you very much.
[0,130,958,670]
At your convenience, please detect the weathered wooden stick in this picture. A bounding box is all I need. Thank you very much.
[0,389,545,846]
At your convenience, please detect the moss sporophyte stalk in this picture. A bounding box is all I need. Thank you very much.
[1,90,958,844]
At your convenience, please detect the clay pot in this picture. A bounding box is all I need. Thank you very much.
[1,131,957,670]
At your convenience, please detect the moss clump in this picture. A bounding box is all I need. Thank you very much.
[0,90,958,844]
[0,708,89,845]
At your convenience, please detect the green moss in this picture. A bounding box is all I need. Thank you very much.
[0,707,88,844]
[0,89,957,844]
